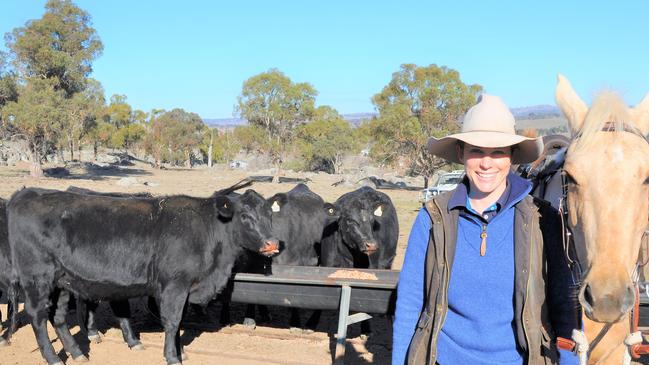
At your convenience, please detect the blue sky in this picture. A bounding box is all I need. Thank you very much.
[2,1,648,119]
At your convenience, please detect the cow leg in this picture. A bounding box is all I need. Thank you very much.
[360,318,371,338]
[289,308,302,329]
[159,286,188,365]
[109,300,144,350]
[219,279,234,326]
[24,285,63,365]
[243,304,257,329]
[305,309,321,331]
[258,305,271,323]
[0,290,6,347]
[50,289,87,362]
[85,300,102,343]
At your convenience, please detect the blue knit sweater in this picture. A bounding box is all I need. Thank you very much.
[392,173,578,365]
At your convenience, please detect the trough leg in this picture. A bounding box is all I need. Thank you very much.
[334,285,352,365]
[50,289,87,361]
[159,285,188,365]
[109,300,144,350]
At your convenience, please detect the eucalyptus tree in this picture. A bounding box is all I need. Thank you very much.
[370,63,482,178]
[296,105,358,174]
[236,69,316,171]
[3,0,103,176]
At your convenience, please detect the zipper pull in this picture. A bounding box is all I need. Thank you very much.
[480,224,487,256]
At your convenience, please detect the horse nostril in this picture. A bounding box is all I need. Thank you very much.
[622,284,635,313]
[582,283,595,309]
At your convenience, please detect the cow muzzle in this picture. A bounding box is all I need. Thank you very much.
[362,242,378,255]
[259,239,280,256]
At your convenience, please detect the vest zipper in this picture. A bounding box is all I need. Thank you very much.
[428,199,451,365]
[522,213,533,363]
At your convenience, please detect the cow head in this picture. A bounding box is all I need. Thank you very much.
[338,201,384,255]
[229,190,279,257]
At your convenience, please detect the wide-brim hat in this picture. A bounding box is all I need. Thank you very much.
[427,94,543,164]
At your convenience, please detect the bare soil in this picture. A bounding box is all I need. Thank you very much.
[0,161,422,365]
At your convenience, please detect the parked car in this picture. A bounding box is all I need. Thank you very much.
[419,170,465,202]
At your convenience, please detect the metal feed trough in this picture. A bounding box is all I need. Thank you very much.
[231,265,399,364]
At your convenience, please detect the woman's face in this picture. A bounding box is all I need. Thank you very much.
[459,143,512,198]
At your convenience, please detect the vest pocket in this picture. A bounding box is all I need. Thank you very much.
[407,311,434,364]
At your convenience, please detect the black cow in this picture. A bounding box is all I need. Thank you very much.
[309,186,398,333]
[7,184,279,365]
[320,186,398,269]
[0,198,13,347]
[222,184,338,329]
[66,186,151,349]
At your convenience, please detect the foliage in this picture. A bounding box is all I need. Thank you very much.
[232,125,266,154]
[142,108,206,168]
[101,94,146,154]
[236,69,317,166]
[296,106,358,173]
[1,77,66,176]
[5,0,103,97]
[60,78,104,159]
[370,63,482,176]
[202,128,241,164]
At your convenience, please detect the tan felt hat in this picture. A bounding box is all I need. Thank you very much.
[427,94,543,164]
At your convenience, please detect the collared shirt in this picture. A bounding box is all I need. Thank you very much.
[448,176,512,222]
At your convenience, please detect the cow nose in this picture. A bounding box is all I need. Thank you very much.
[260,239,280,256]
[364,242,377,253]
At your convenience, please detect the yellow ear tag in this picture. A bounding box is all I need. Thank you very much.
[373,206,383,217]
[272,201,280,212]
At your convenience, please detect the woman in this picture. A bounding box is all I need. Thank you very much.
[392,95,580,365]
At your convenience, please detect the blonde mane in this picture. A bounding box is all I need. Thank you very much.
[572,91,634,151]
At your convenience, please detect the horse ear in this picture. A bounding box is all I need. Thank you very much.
[555,74,588,137]
[631,93,649,135]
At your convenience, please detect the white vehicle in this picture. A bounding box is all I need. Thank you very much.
[419,170,465,202]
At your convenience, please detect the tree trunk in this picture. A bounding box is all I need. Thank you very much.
[29,148,43,178]
[77,139,83,162]
[93,142,98,161]
[69,138,74,161]
[208,130,214,168]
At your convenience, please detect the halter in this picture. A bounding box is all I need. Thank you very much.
[559,122,649,363]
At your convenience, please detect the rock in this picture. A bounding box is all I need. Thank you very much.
[116,177,139,187]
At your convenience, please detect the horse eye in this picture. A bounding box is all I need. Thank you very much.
[563,171,578,185]
[644,177,649,185]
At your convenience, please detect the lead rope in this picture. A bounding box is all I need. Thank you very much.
[623,228,649,364]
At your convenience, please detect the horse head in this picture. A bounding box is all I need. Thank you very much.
[556,74,649,323]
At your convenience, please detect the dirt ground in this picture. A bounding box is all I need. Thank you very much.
[0,161,422,365]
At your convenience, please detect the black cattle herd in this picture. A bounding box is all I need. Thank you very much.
[0,181,398,365]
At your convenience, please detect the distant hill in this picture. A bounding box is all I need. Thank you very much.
[202,112,377,128]
[203,118,247,128]
[511,105,562,120]
[202,106,565,132]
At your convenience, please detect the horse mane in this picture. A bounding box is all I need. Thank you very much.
[572,91,633,151]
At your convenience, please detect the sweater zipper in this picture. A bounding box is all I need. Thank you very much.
[480,224,487,256]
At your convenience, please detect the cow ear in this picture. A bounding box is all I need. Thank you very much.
[373,204,384,217]
[324,202,338,218]
[215,196,234,218]
[268,193,288,213]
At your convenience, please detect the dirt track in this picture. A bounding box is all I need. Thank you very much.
[0,161,420,364]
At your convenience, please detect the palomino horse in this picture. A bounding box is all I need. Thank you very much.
[553,75,649,364]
